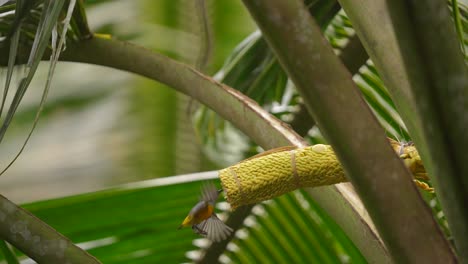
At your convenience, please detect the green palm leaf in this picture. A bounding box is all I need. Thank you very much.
[0,173,219,263]
[218,192,366,263]
[0,0,75,175]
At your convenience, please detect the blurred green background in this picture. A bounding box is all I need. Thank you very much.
[0,0,255,203]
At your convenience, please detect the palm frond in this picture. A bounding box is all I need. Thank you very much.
[192,192,366,263]
[0,0,22,119]
[0,240,19,264]
[0,172,220,263]
[450,0,466,56]
[0,0,79,175]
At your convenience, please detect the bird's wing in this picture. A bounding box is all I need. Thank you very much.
[197,214,233,242]
[200,182,220,204]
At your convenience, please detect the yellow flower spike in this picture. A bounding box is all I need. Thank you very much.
[414,180,435,193]
[220,138,432,209]
[389,139,429,181]
[219,144,346,209]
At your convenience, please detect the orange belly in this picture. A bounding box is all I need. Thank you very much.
[193,204,214,224]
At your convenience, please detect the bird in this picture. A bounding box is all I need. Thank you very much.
[178,182,233,242]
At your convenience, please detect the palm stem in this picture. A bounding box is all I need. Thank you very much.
[241,0,455,262]
[0,195,101,263]
[386,0,468,261]
[338,0,468,260]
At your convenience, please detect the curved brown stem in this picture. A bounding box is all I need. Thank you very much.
[0,195,101,264]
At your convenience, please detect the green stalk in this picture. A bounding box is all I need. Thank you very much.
[336,0,427,162]
[290,34,368,135]
[385,0,468,261]
[241,0,455,263]
[338,0,468,261]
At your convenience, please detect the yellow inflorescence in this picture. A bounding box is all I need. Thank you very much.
[219,144,346,209]
[220,140,430,209]
[388,139,428,180]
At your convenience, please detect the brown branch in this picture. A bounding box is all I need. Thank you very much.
[290,34,368,135]
[0,195,101,263]
[241,0,455,262]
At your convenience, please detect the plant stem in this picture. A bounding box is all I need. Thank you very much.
[290,34,368,135]
[338,0,468,261]
[339,34,368,75]
[0,195,101,264]
[241,0,456,262]
[71,0,92,40]
[62,38,305,149]
[385,0,468,261]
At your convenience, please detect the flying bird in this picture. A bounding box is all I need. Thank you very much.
[178,182,233,242]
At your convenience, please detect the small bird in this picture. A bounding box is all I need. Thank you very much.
[178,182,233,242]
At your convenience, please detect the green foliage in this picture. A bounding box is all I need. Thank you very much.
[0,240,19,264]
[0,0,77,175]
[15,177,216,263]
[220,192,366,263]
[0,175,365,263]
